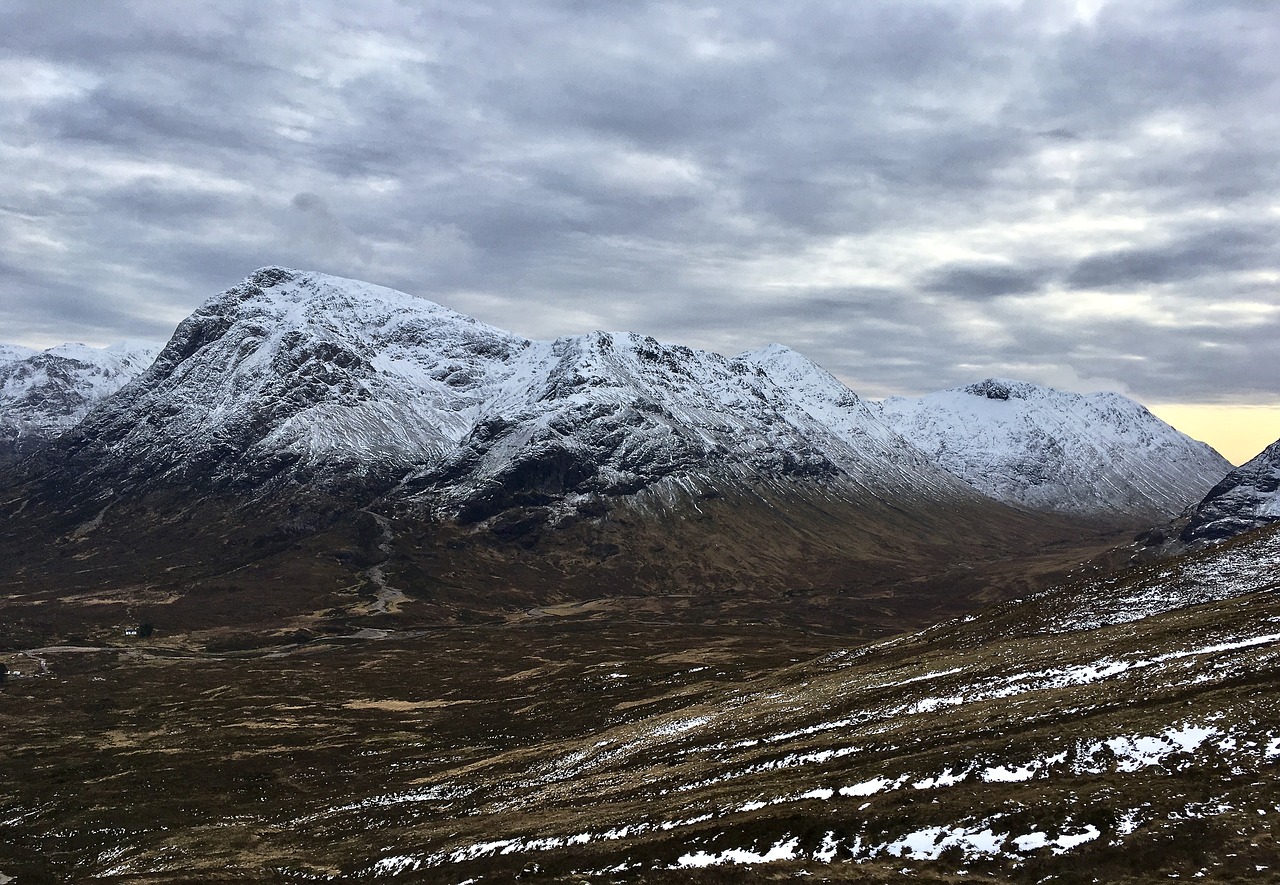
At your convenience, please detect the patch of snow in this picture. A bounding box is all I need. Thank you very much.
[675,835,801,868]
[839,776,897,797]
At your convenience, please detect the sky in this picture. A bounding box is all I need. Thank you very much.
[2,0,1278,463]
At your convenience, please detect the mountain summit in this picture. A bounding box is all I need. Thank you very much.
[878,378,1230,522]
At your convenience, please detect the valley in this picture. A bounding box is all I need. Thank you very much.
[2,525,1278,883]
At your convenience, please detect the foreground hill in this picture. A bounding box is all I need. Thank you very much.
[0,340,160,463]
[879,379,1230,523]
[2,523,1276,882]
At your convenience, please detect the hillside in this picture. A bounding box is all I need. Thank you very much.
[2,523,1276,882]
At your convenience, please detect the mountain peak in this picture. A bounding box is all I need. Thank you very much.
[880,379,1230,521]
[962,378,1034,401]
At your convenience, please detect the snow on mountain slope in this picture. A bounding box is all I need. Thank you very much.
[1181,438,1280,544]
[738,344,974,499]
[404,330,837,519]
[878,379,1231,522]
[402,333,988,521]
[48,268,990,521]
[61,267,531,490]
[0,339,161,461]
[0,344,37,366]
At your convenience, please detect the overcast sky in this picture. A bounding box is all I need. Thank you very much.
[3,0,1279,416]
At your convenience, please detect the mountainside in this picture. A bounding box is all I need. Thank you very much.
[399,334,990,525]
[0,267,1118,639]
[28,268,984,521]
[878,379,1230,523]
[0,340,161,462]
[1182,438,1280,545]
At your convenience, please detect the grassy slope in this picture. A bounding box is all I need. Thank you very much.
[1,526,1278,883]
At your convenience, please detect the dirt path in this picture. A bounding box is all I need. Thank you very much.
[360,510,408,616]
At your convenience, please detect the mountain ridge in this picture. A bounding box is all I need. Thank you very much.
[0,338,162,463]
[878,377,1230,522]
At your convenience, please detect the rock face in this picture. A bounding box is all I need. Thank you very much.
[878,379,1231,523]
[0,340,161,462]
[1182,439,1280,544]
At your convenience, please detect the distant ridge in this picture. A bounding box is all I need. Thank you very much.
[0,339,162,463]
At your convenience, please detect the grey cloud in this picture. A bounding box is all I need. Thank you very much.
[1067,224,1279,290]
[921,262,1052,300]
[1,0,1278,407]
[287,193,373,266]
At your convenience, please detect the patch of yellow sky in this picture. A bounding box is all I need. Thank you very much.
[1146,404,1280,466]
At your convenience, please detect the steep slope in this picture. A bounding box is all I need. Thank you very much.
[0,340,161,462]
[878,378,1230,523]
[1181,438,1280,545]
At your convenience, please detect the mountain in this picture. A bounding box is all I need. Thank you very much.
[878,378,1231,523]
[1181,438,1280,545]
[21,268,980,520]
[33,268,530,494]
[0,339,162,463]
[0,268,1108,637]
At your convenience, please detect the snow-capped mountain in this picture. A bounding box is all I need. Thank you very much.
[48,268,983,520]
[58,267,530,492]
[1181,438,1280,544]
[403,334,985,521]
[878,379,1230,522]
[0,339,161,462]
[6,267,1085,618]
[10,266,1229,539]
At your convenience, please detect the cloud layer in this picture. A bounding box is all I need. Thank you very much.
[2,0,1278,402]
